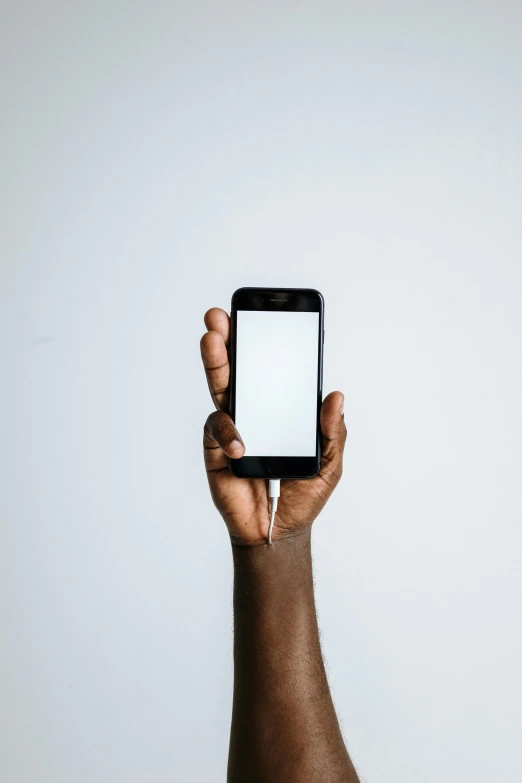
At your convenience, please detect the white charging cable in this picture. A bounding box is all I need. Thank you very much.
[267,479,281,546]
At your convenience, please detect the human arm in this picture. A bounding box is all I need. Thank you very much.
[201,307,360,782]
[229,531,359,782]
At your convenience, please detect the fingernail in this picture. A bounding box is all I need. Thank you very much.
[340,397,345,416]
[229,439,244,454]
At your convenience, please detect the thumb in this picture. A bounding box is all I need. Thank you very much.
[318,390,346,486]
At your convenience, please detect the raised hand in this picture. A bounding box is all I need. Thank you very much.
[201,307,346,546]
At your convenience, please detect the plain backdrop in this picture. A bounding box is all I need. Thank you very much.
[1,2,521,782]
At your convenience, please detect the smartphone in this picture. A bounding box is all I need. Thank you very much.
[229,287,324,480]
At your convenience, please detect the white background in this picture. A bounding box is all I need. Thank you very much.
[1,2,521,782]
[235,310,319,456]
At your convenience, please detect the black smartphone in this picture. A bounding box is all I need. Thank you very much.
[229,287,324,480]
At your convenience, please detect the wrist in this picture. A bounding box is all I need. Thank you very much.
[231,526,313,575]
[229,522,313,550]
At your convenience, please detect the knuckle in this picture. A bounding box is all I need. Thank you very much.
[205,409,219,426]
[205,410,233,442]
[203,409,219,434]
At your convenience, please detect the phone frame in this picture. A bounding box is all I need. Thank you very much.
[229,287,324,480]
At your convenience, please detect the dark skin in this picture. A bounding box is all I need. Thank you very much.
[201,307,360,783]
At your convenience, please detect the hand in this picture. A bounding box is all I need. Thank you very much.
[201,307,347,546]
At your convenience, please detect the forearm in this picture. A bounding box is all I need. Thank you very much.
[228,530,359,783]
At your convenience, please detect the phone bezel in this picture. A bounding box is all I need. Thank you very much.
[229,287,324,480]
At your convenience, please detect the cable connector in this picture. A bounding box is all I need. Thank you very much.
[267,479,281,546]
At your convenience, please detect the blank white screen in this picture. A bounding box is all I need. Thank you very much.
[235,310,319,457]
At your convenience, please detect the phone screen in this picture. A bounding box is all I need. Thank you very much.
[234,310,320,457]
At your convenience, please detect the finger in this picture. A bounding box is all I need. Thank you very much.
[200,330,230,410]
[316,391,346,489]
[204,307,231,345]
[203,410,245,472]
